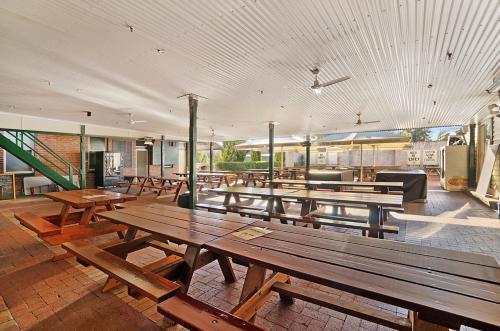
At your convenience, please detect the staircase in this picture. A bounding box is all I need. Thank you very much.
[0,131,80,190]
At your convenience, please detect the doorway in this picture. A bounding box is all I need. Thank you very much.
[136,149,148,177]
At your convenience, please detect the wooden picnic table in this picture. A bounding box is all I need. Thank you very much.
[196,172,231,188]
[266,179,404,193]
[204,220,500,330]
[210,187,403,236]
[97,203,257,292]
[284,190,403,237]
[44,189,136,226]
[210,187,300,214]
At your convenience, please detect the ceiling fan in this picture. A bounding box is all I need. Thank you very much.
[310,68,350,95]
[127,113,147,125]
[355,112,380,125]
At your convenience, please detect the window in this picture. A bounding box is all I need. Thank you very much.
[2,132,34,174]
[112,140,132,168]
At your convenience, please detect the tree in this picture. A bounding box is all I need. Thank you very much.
[401,128,431,142]
[250,151,261,161]
[219,141,246,161]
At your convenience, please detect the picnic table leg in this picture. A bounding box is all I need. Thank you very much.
[223,193,233,206]
[101,228,140,293]
[381,186,389,194]
[367,206,381,238]
[300,200,312,216]
[239,264,266,316]
[217,255,236,283]
[80,206,96,224]
[178,246,201,292]
[275,197,288,224]
[156,179,167,197]
[58,204,71,227]
[172,181,184,202]
[233,265,292,322]
[137,177,148,196]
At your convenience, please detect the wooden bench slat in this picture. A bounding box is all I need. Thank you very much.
[63,242,181,302]
[15,212,61,237]
[42,221,127,245]
[272,283,412,331]
[157,293,265,331]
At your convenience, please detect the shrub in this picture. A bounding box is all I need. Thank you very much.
[215,161,268,171]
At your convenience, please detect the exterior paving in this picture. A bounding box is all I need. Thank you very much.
[0,179,498,330]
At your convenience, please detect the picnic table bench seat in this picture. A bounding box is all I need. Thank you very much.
[272,283,412,331]
[63,241,181,303]
[16,212,62,237]
[157,293,265,331]
[196,203,228,213]
[228,209,399,236]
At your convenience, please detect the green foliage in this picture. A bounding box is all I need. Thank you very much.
[196,151,208,164]
[215,161,268,171]
[401,128,431,142]
[220,141,246,162]
[250,151,261,161]
[275,152,285,168]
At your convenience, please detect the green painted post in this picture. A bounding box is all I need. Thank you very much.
[160,136,165,178]
[80,125,86,189]
[304,135,311,177]
[468,124,476,188]
[209,141,214,173]
[188,95,198,209]
[268,122,274,181]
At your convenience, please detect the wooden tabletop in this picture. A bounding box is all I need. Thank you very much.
[97,204,256,247]
[204,220,500,330]
[210,187,300,197]
[45,189,136,208]
[267,179,404,188]
[284,190,403,207]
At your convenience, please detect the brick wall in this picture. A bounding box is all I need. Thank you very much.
[35,134,82,175]
[0,133,95,197]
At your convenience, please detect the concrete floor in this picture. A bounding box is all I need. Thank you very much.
[0,178,499,330]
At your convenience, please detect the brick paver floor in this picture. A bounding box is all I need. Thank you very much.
[0,178,498,330]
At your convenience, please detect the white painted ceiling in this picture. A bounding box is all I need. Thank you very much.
[0,0,499,140]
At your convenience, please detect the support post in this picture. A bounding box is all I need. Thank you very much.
[188,95,198,209]
[80,125,86,189]
[305,136,311,177]
[468,124,476,187]
[160,137,165,178]
[209,141,214,173]
[268,122,275,181]
[359,144,363,182]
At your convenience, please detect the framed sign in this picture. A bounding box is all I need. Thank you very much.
[407,150,421,166]
[422,150,438,165]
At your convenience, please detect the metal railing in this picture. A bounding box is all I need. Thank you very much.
[4,131,80,183]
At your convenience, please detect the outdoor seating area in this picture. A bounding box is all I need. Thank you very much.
[1,1,500,331]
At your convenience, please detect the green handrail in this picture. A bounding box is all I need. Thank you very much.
[21,132,80,175]
[4,132,68,175]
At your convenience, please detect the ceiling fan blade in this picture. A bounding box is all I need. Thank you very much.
[134,120,147,123]
[320,76,351,88]
[362,120,381,124]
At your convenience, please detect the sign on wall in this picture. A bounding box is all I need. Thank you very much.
[422,150,438,165]
[407,150,421,166]
[317,152,327,165]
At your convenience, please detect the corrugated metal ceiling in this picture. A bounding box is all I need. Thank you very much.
[0,0,498,139]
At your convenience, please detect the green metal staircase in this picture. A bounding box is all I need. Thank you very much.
[0,131,80,190]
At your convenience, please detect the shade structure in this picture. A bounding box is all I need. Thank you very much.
[316,131,411,147]
[235,136,306,151]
